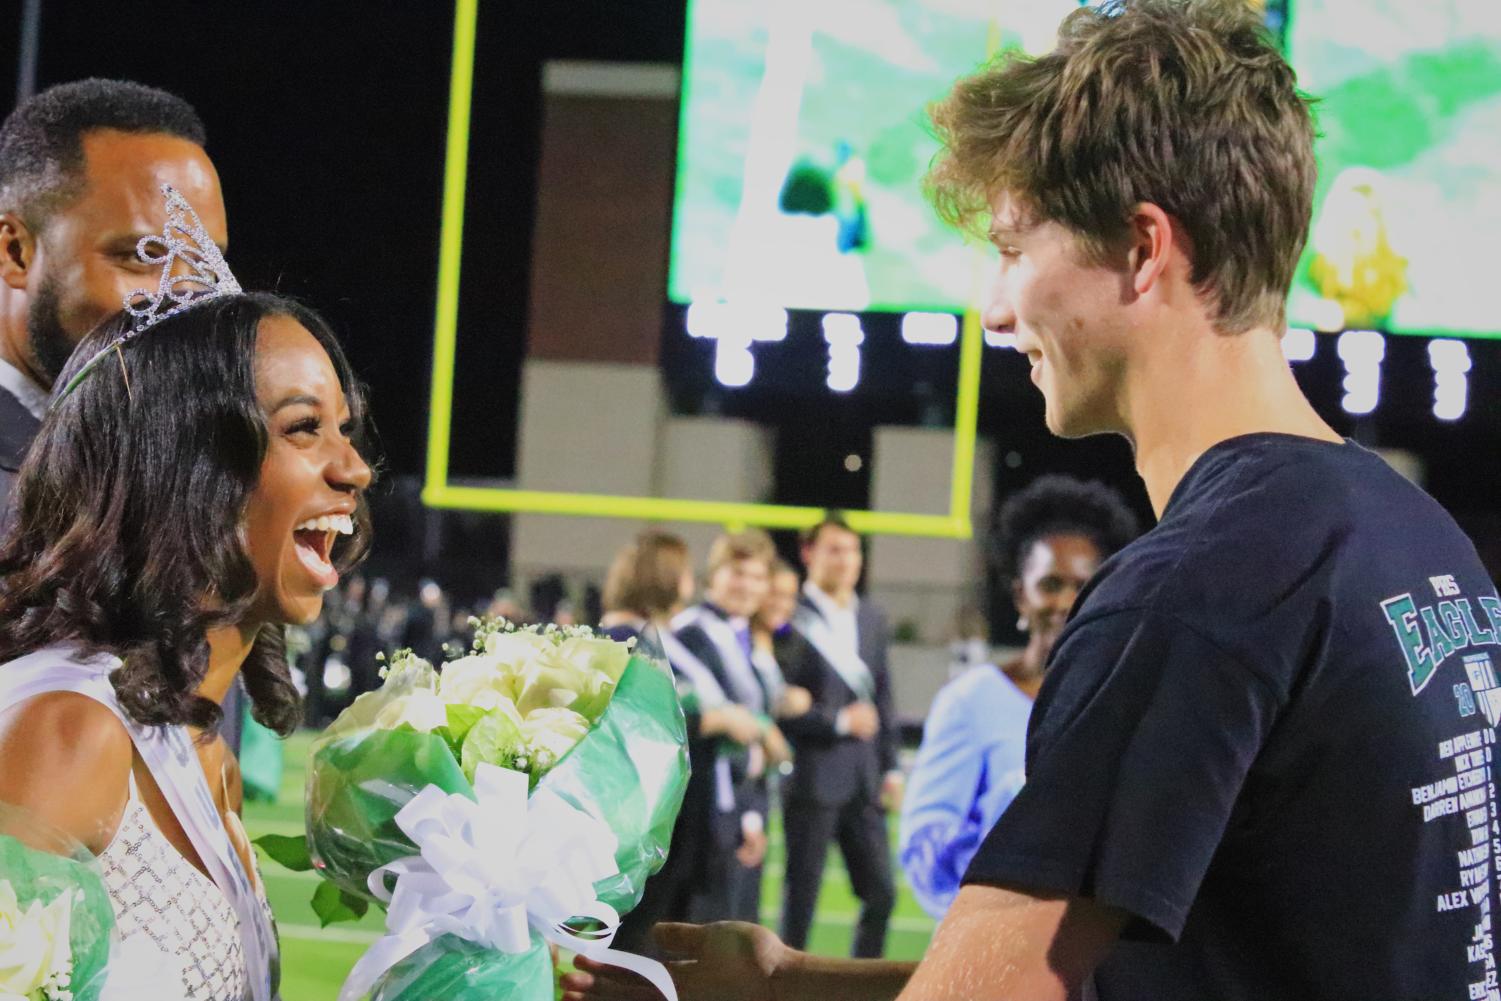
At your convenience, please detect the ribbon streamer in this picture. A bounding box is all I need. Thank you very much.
[338,763,678,1001]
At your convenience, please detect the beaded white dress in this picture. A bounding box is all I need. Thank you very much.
[0,647,280,1001]
[98,775,275,1001]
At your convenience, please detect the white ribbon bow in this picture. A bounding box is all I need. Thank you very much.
[338,763,677,1001]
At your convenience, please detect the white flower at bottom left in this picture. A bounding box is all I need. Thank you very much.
[0,879,74,1001]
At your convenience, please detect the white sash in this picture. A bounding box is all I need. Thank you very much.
[749,647,787,710]
[672,606,766,714]
[792,604,876,702]
[654,628,736,814]
[0,645,278,1001]
[655,626,728,710]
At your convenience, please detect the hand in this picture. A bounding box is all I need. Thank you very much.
[840,701,880,741]
[736,826,768,868]
[760,723,793,768]
[880,771,905,811]
[562,922,795,1001]
[777,685,813,718]
[747,740,767,780]
[704,704,765,746]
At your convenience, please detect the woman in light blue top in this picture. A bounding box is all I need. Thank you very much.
[899,476,1139,919]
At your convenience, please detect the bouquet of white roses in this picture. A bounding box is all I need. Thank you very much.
[0,874,83,1001]
[262,619,689,1001]
[0,802,163,1001]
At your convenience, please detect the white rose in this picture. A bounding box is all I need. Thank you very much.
[381,653,440,693]
[0,880,73,999]
[328,654,441,737]
[513,643,624,718]
[555,636,632,685]
[521,707,591,773]
[481,630,552,667]
[372,691,448,733]
[438,656,518,709]
[478,693,523,728]
[534,637,629,720]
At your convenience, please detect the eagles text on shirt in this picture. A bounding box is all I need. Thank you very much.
[1383,572,1501,1000]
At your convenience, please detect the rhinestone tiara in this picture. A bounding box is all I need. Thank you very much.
[54,183,240,404]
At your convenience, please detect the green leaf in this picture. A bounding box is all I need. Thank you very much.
[460,707,524,783]
[252,833,313,872]
[444,703,488,745]
[311,880,369,927]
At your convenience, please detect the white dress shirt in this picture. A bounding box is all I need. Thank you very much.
[0,357,48,420]
[804,579,864,739]
[803,580,860,660]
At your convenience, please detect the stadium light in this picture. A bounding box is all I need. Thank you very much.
[714,337,756,388]
[901,312,958,346]
[822,313,864,393]
[1282,328,1317,362]
[1338,330,1385,416]
[984,331,1018,349]
[1428,339,1471,422]
[688,300,789,389]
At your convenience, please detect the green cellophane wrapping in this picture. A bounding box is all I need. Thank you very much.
[306,726,472,900]
[0,830,115,1001]
[369,932,553,1001]
[305,653,689,999]
[532,651,688,916]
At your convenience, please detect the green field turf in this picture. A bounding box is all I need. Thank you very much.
[246,732,936,999]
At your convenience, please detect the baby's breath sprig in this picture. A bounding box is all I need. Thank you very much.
[376,647,423,682]
[41,961,73,1001]
[466,615,599,651]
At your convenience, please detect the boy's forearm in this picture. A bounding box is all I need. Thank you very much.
[774,954,917,1001]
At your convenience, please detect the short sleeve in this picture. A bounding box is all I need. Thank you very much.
[960,608,1286,941]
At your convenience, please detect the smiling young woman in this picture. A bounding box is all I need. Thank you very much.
[0,291,373,1001]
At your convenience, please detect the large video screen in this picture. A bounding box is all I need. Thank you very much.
[670,0,1498,340]
[1285,0,1501,339]
[668,0,1081,315]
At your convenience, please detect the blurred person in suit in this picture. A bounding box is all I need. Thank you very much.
[601,531,766,951]
[674,529,792,925]
[776,513,898,958]
[751,559,814,721]
[485,587,528,625]
[345,576,388,698]
[400,578,446,663]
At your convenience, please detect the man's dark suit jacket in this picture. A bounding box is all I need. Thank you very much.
[675,606,767,827]
[777,596,898,807]
[608,623,735,890]
[0,385,42,515]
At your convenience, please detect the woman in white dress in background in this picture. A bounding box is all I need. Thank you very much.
[0,253,373,1000]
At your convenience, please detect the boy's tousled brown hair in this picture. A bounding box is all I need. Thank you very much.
[707,528,776,576]
[926,0,1316,332]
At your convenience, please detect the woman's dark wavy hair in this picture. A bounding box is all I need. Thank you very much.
[994,474,1139,582]
[0,292,374,737]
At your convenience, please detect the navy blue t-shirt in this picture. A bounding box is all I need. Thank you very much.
[964,434,1501,1000]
